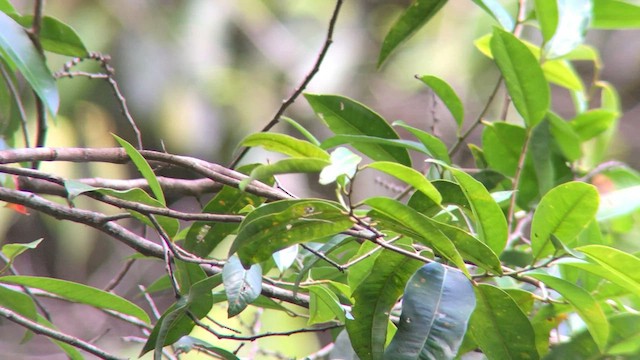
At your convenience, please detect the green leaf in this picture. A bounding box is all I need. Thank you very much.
[223,255,262,317]
[347,241,383,293]
[281,116,321,146]
[319,147,362,185]
[377,0,448,67]
[0,11,58,115]
[0,275,150,323]
[577,245,640,289]
[16,15,88,57]
[229,199,353,267]
[346,246,423,360]
[113,134,165,205]
[393,120,451,164]
[559,258,640,298]
[0,285,37,322]
[305,94,411,166]
[547,112,582,161]
[592,0,640,29]
[174,336,240,360]
[527,273,609,351]
[417,75,464,128]
[570,109,619,141]
[384,263,475,360]
[240,158,330,190]
[607,313,640,356]
[482,122,526,177]
[1,238,42,271]
[472,0,515,30]
[469,284,539,360]
[543,0,591,59]
[534,0,559,42]
[36,314,83,360]
[490,28,550,127]
[366,161,441,204]
[530,182,599,260]
[306,284,345,325]
[446,166,508,255]
[321,135,430,157]
[0,0,17,14]
[240,133,329,159]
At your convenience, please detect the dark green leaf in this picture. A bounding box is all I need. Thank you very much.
[0,275,149,323]
[472,0,515,30]
[417,75,464,128]
[223,255,262,317]
[240,133,329,159]
[305,94,411,166]
[229,199,353,267]
[547,112,582,161]
[490,28,550,127]
[534,0,559,42]
[346,246,423,360]
[469,284,539,360]
[592,0,640,29]
[482,122,526,177]
[0,11,58,115]
[384,263,475,360]
[531,182,599,260]
[365,161,442,204]
[377,0,448,67]
[113,134,165,205]
[393,120,451,164]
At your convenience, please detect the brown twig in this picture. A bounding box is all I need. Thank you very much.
[103,258,136,292]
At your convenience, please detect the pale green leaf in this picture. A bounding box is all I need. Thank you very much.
[113,134,165,205]
[240,133,329,159]
[366,161,441,204]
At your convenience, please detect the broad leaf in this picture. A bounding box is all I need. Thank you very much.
[365,161,442,204]
[531,182,599,260]
[490,28,550,127]
[0,285,37,322]
[482,122,526,177]
[305,94,411,166]
[570,109,619,141]
[229,199,353,267]
[241,158,330,190]
[377,0,448,67]
[240,133,329,159]
[577,245,640,290]
[321,135,430,157]
[273,244,299,272]
[306,284,345,325]
[469,284,539,359]
[393,120,451,164]
[113,134,165,205]
[534,0,559,42]
[346,246,422,360]
[223,255,262,317]
[15,15,88,57]
[417,75,464,128]
[0,275,149,323]
[544,0,592,59]
[592,0,640,29]
[384,263,475,360]
[547,112,582,161]
[281,116,321,146]
[0,11,58,115]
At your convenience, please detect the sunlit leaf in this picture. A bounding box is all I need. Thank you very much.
[240,133,329,159]
[319,147,362,185]
[223,255,262,317]
[15,15,88,57]
[384,263,475,360]
[417,75,464,128]
[1,238,42,270]
[273,244,299,273]
[534,0,559,42]
[0,285,37,322]
[377,0,448,67]
[281,116,321,146]
[570,109,619,141]
[597,185,640,221]
[544,0,592,59]
[366,161,441,204]
[592,0,640,29]
[321,135,429,156]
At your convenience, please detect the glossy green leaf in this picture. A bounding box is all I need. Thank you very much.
[0,11,58,115]
[377,0,448,67]
[223,255,262,317]
[529,119,573,196]
[490,28,550,127]
[346,246,423,360]
[305,94,411,166]
[592,0,640,29]
[321,135,430,156]
[597,185,640,221]
[384,263,475,360]
[319,147,362,185]
[307,284,345,325]
[547,112,582,161]
[528,273,609,351]
[16,15,88,57]
[366,161,442,204]
[113,134,165,205]
[365,197,468,275]
[229,199,353,267]
[393,121,451,164]
[0,275,150,323]
[482,122,526,177]
[472,0,515,30]
[531,182,599,260]
[240,133,329,159]
[447,166,508,255]
[534,0,559,42]
[281,116,321,146]
[577,245,640,289]
[240,158,330,190]
[469,284,539,360]
[570,109,619,141]
[558,258,640,298]
[417,75,464,128]
[544,0,592,59]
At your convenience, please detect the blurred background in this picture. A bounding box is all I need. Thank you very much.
[1,0,639,358]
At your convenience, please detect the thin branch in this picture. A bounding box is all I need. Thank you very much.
[229,0,344,169]
[0,252,52,321]
[300,244,344,272]
[0,306,125,360]
[138,285,162,320]
[103,258,136,292]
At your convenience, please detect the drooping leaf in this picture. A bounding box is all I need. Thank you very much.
[240,133,329,159]
[534,0,559,42]
[113,134,165,205]
[365,161,441,204]
[0,275,150,323]
[15,15,88,57]
[530,182,599,260]
[469,284,539,360]
[223,255,262,317]
[229,199,353,267]
[0,285,37,322]
[528,273,609,351]
[0,11,58,115]
[346,246,423,360]
[417,75,464,128]
[306,284,346,325]
[490,28,550,127]
[592,0,640,29]
[319,147,362,185]
[544,0,592,59]
[305,94,411,166]
[472,0,515,30]
[393,120,451,164]
[384,263,475,360]
[377,0,448,67]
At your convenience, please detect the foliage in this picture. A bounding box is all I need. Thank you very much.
[1,0,640,359]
